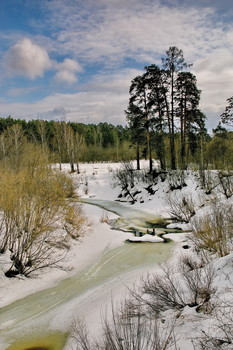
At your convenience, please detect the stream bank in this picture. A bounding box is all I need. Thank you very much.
[0,201,177,350]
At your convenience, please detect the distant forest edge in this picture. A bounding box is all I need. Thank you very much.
[0,117,134,165]
[0,115,232,171]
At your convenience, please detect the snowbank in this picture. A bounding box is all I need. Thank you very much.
[0,161,232,350]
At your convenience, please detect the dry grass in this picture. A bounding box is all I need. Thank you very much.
[191,203,233,257]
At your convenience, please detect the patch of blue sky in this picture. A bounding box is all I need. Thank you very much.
[0,0,39,32]
[3,75,52,103]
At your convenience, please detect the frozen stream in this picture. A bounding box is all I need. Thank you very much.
[0,200,174,350]
[80,198,167,234]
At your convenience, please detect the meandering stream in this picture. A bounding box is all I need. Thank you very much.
[80,198,167,234]
[0,200,175,350]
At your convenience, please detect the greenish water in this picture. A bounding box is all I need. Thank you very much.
[6,333,68,350]
[0,242,173,349]
[0,200,174,350]
[80,198,167,234]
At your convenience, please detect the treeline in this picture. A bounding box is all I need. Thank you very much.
[0,115,232,172]
[0,117,135,171]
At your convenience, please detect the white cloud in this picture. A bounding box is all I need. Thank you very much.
[54,58,83,83]
[193,49,233,129]
[54,70,77,84]
[46,0,226,66]
[7,86,40,97]
[6,38,52,79]
[57,58,82,72]
[0,91,127,124]
[0,69,139,124]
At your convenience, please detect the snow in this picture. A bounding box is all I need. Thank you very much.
[126,233,164,242]
[0,161,232,350]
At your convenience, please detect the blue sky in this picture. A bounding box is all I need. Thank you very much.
[0,0,233,130]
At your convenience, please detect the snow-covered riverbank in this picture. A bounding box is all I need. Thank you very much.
[0,161,181,309]
[0,161,232,350]
[0,161,186,349]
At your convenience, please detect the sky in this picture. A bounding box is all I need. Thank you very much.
[0,0,233,131]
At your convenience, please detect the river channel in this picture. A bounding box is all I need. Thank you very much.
[0,200,175,350]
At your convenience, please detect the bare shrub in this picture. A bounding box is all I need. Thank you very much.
[198,170,219,195]
[166,192,196,223]
[72,301,177,350]
[71,318,92,350]
[191,203,233,257]
[82,175,89,195]
[0,167,71,276]
[112,161,135,190]
[137,265,187,313]
[193,298,233,349]
[55,171,77,198]
[137,168,153,184]
[132,257,216,315]
[167,170,187,190]
[136,168,164,186]
[218,170,233,199]
[182,264,216,310]
[178,253,202,272]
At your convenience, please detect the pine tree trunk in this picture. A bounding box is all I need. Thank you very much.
[170,73,176,170]
[136,143,140,170]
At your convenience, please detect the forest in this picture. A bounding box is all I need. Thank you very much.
[0,112,232,174]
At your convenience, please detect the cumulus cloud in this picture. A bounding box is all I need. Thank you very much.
[54,58,83,83]
[6,38,52,79]
[54,70,77,84]
[58,58,82,72]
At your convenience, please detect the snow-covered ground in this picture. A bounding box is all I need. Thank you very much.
[0,160,232,350]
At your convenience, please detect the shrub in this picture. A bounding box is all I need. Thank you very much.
[112,161,136,190]
[0,143,87,277]
[191,203,233,257]
[198,170,219,195]
[218,170,233,199]
[131,256,216,315]
[167,170,187,190]
[166,192,196,223]
[64,204,87,239]
[193,297,233,349]
[72,300,177,350]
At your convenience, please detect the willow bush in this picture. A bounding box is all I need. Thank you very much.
[0,143,87,277]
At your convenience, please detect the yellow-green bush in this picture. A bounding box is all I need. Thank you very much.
[0,142,86,277]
